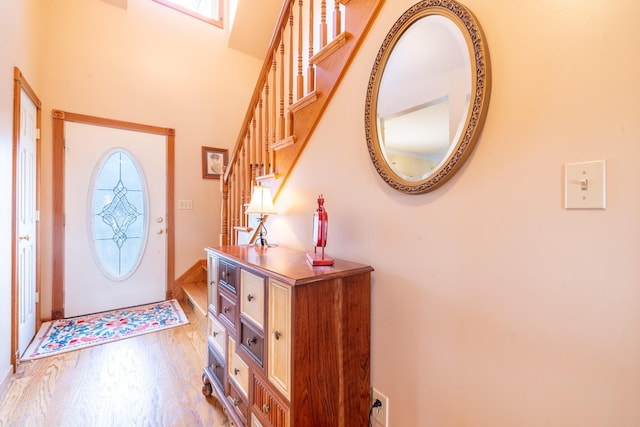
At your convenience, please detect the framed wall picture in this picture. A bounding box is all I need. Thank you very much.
[202,146,227,179]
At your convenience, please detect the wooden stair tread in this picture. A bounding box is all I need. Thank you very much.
[182,281,207,317]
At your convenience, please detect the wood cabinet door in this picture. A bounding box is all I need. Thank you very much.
[268,279,291,400]
[228,337,250,397]
[208,314,226,356]
[241,269,265,329]
[207,251,218,314]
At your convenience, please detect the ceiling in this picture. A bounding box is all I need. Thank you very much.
[228,0,282,59]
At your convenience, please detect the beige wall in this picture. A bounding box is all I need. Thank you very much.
[37,0,262,317]
[270,0,640,425]
[0,0,44,385]
[4,0,640,424]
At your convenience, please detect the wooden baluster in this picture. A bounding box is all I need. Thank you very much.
[229,174,235,245]
[251,115,257,186]
[243,131,251,225]
[279,30,285,141]
[232,176,238,245]
[269,49,278,151]
[307,0,315,93]
[264,80,270,176]
[257,97,263,176]
[333,0,341,38]
[320,0,327,48]
[239,140,244,227]
[288,8,294,136]
[271,51,277,173]
[231,167,236,245]
[297,0,304,99]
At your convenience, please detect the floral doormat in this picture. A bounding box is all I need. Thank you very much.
[21,299,189,361]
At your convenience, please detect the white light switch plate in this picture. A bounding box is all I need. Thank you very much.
[564,160,606,209]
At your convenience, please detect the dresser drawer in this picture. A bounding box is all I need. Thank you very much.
[240,269,265,329]
[219,259,238,294]
[228,337,250,397]
[252,373,289,427]
[240,320,264,367]
[207,313,226,356]
[207,343,225,390]
[218,290,237,333]
[228,379,249,426]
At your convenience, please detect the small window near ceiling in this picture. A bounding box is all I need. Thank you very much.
[153,0,223,28]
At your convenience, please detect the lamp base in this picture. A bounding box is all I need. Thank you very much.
[251,237,271,247]
[306,251,334,266]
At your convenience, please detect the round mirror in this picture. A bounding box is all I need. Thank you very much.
[365,0,491,194]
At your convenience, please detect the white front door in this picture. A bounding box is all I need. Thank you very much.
[64,122,167,317]
[17,88,37,355]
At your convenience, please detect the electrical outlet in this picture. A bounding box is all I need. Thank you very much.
[371,388,389,426]
[178,200,193,210]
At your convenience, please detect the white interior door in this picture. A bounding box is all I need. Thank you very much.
[64,122,167,317]
[17,88,37,355]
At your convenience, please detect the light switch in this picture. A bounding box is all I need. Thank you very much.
[564,160,606,209]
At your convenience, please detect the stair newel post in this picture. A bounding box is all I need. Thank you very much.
[220,171,229,246]
[297,0,304,100]
[307,0,315,93]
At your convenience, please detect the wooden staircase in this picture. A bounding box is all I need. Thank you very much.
[220,0,385,245]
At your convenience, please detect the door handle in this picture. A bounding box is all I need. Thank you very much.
[157,228,164,234]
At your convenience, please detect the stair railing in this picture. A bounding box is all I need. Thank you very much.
[220,0,383,246]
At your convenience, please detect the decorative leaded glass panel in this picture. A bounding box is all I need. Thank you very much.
[89,149,148,280]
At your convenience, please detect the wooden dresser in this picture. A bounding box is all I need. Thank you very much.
[202,245,373,427]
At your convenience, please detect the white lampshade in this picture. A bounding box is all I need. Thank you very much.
[245,185,276,215]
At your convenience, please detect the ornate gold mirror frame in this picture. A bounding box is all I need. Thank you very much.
[365,0,491,194]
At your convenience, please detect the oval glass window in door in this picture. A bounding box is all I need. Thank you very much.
[89,148,148,281]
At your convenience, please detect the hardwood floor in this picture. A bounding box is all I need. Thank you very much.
[0,299,228,427]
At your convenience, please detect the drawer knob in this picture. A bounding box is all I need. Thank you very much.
[213,364,221,369]
[210,280,215,286]
[223,307,230,314]
[273,330,281,340]
[262,404,270,414]
[233,398,240,407]
[213,331,219,337]
[234,368,240,375]
[246,337,257,347]
[247,294,254,302]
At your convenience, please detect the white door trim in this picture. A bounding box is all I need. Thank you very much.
[51,110,176,320]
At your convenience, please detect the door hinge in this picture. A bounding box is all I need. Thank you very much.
[35,210,40,221]
[36,128,41,140]
[35,292,40,304]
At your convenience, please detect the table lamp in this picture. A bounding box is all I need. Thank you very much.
[245,184,276,246]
